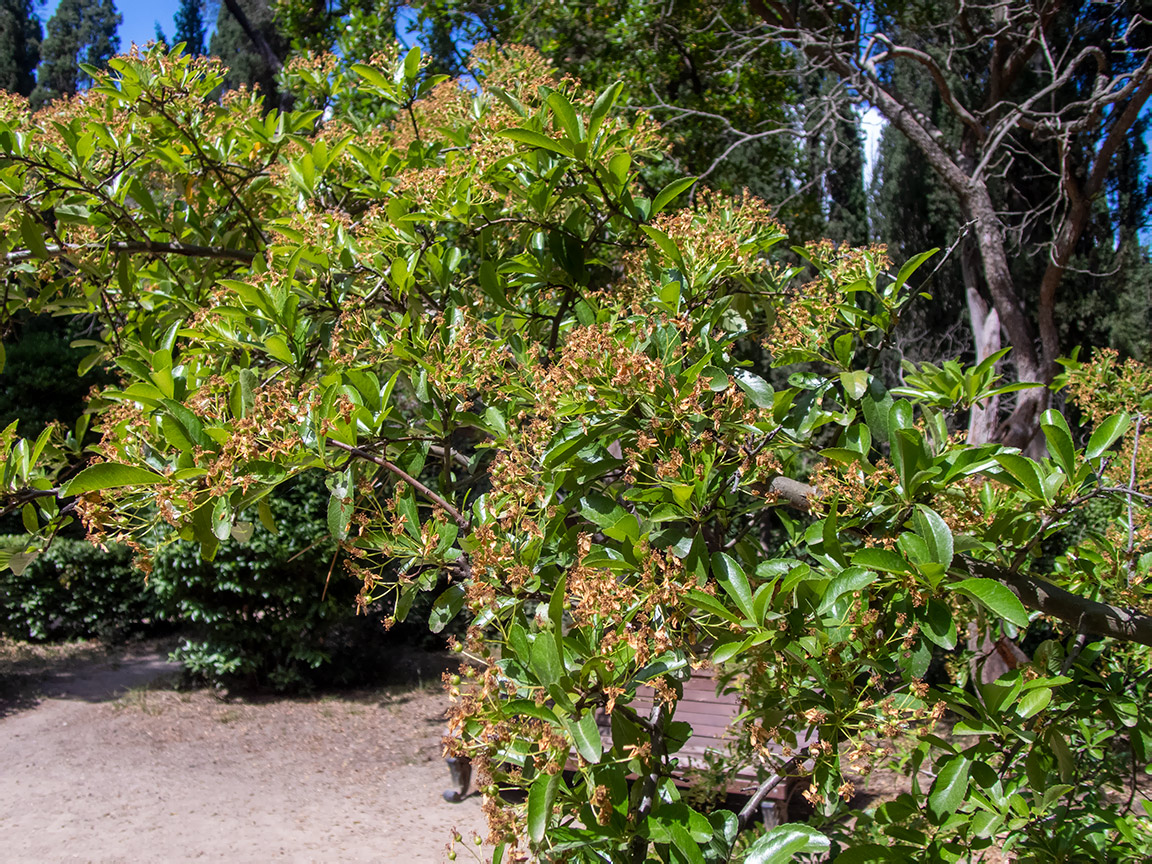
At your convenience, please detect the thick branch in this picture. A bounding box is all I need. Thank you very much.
[874,38,983,139]
[221,0,282,75]
[964,556,1152,649]
[765,477,1152,647]
[737,748,810,828]
[5,240,257,264]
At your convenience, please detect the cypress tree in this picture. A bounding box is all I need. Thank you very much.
[0,0,42,96]
[30,0,121,108]
[173,0,205,56]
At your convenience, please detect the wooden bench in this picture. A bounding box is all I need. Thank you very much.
[444,669,815,825]
[613,669,815,823]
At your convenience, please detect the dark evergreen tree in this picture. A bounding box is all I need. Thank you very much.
[30,0,121,108]
[209,0,286,106]
[0,0,42,96]
[823,115,868,246]
[173,0,205,56]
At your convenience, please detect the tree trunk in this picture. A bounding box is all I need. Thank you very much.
[965,280,1001,446]
[962,184,1049,451]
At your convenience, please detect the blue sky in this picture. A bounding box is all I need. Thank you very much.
[39,0,196,50]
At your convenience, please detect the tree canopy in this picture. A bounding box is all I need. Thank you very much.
[0,0,42,97]
[2,43,1152,861]
[30,0,121,108]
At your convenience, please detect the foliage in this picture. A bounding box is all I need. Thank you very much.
[0,314,110,438]
[0,535,167,641]
[150,471,419,691]
[1,44,1151,861]
[0,0,42,97]
[29,0,121,108]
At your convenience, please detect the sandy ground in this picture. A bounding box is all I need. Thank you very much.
[0,640,490,863]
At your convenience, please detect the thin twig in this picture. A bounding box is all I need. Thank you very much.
[1060,622,1090,676]
[1126,414,1143,586]
[325,439,468,529]
[738,747,810,828]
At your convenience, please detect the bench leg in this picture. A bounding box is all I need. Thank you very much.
[443,756,472,803]
[759,800,780,829]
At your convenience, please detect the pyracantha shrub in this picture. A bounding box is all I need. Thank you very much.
[1,43,1151,862]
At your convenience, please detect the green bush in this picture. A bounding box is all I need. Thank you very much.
[150,471,436,691]
[0,537,168,641]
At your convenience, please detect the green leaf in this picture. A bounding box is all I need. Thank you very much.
[913,505,953,568]
[891,249,938,295]
[817,566,877,615]
[63,462,164,495]
[949,577,1030,627]
[1086,412,1131,461]
[711,552,755,621]
[928,755,970,821]
[257,499,278,535]
[351,63,392,91]
[852,548,910,573]
[429,584,465,633]
[669,821,705,864]
[1040,409,1076,476]
[1017,687,1052,718]
[211,495,233,541]
[587,81,623,140]
[641,225,685,268]
[734,371,773,409]
[566,711,602,763]
[840,370,869,400]
[549,575,567,667]
[327,481,353,540]
[531,629,562,684]
[921,599,957,650]
[546,91,582,142]
[527,771,560,845]
[19,214,49,260]
[744,824,830,864]
[238,368,257,419]
[21,501,37,533]
[652,177,697,214]
[264,334,294,365]
[994,453,1046,499]
[499,127,573,157]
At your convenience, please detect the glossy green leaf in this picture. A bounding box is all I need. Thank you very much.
[652,176,697,214]
[62,462,164,495]
[949,577,1030,627]
[1086,412,1131,460]
[817,566,877,615]
[735,370,774,409]
[928,755,970,821]
[499,127,573,157]
[711,552,755,621]
[1040,409,1076,476]
[429,584,465,633]
[566,711,602,763]
[744,824,830,864]
[913,505,953,568]
[527,771,560,845]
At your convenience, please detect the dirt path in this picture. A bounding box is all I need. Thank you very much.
[0,642,490,863]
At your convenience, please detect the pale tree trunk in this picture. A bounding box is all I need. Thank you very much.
[965,281,1001,446]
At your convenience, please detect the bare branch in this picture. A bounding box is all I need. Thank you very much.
[6,240,257,265]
